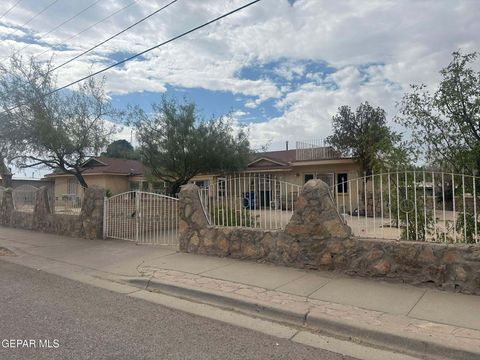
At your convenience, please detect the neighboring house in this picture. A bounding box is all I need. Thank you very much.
[191,140,361,210]
[0,177,54,190]
[45,157,146,201]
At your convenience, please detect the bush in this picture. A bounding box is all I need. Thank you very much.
[210,206,256,227]
[456,212,480,244]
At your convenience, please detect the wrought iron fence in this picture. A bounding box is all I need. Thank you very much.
[295,139,340,161]
[51,193,83,215]
[198,174,302,230]
[12,185,38,212]
[331,170,480,244]
[103,191,179,245]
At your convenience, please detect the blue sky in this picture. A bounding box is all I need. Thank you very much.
[0,0,479,178]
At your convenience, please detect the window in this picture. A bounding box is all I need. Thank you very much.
[217,178,226,197]
[129,181,140,191]
[304,174,314,183]
[337,173,348,193]
[67,178,78,195]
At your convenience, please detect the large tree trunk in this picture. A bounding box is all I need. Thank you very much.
[0,156,12,187]
[73,172,89,189]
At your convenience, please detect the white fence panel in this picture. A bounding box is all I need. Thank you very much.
[198,174,302,230]
[332,171,480,244]
[12,185,38,212]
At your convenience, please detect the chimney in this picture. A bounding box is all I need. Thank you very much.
[285,141,289,151]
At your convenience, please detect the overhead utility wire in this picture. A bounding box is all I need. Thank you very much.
[33,0,138,60]
[5,0,61,38]
[49,0,178,73]
[48,0,261,94]
[5,0,102,60]
[0,0,23,22]
[5,0,261,112]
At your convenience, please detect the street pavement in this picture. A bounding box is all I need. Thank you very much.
[0,261,356,360]
[1,226,479,359]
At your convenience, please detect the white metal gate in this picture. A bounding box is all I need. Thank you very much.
[103,191,179,246]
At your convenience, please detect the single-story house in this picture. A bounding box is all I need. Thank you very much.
[45,156,147,201]
[190,142,362,210]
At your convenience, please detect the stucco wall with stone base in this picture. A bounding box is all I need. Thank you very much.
[178,180,480,295]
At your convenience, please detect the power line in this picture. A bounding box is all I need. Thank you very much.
[33,0,138,60]
[49,0,178,73]
[49,0,261,95]
[4,0,61,38]
[5,0,102,60]
[0,0,23,22]
[5,0,262,112]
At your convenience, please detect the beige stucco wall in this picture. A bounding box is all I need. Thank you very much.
[191,160,362,212]
[52,174,137,199]
[104,176,129,194]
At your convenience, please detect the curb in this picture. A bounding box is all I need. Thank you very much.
[127,277,308,326]
[127,277,480,360]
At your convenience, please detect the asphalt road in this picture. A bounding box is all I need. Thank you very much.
[0,261,355,360]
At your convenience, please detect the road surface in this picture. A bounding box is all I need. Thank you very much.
[0,261,355,360]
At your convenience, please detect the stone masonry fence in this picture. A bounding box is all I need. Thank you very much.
[178,180,480,295]
[0,186,104,239]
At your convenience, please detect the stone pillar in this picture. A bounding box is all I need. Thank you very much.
[0,188,14,225]
[285,179,351,239]
[1,173,12,188]
[178,183,209,252]
[80,186,105,239]
[32,187,51,229]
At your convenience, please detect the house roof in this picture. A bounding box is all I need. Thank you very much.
[247,148,356,171]
[46,156,145,177]
[249,150,296,168]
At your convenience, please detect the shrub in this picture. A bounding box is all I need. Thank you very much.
[210,206,256,227]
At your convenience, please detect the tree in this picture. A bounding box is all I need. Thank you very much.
[326,102,403,175]
[132,97,251,195]
[396,51,480,173]
[102,139,139,159]
[0,121,12,187]
[0,56,118,188]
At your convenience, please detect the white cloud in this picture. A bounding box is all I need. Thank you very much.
[0,0,478,148]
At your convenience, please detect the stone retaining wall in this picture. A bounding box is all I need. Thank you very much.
[0,186,104,239]
[178,180,480,295]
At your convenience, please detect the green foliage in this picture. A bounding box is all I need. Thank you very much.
[386,173,434,241]
[0,56,118,188]
[327,102,406,175]
[396,51,480,173]
[398,199,434,242]
[210,206,256,227]
[455,212,480,244]
[102,139,139,159]
[131,97,251,195]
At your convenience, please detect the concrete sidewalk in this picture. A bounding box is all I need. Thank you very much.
[1,226,480,359]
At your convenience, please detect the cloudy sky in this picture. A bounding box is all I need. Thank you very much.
[1,0,479,177]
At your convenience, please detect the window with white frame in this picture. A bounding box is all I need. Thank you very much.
[217,178,226,197]
[337,173,348,193]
